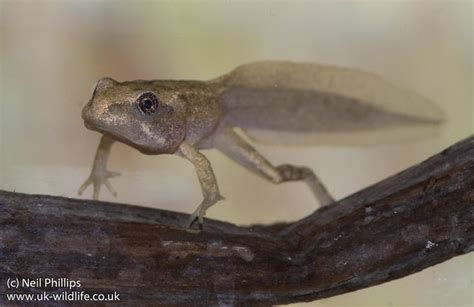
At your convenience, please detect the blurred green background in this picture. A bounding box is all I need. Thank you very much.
[0,0,472,306]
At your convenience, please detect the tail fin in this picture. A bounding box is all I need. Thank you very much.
[217,61,445,146]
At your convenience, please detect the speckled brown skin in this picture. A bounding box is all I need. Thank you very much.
[79,61,444,229]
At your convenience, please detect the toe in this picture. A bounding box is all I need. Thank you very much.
[104,179,117,197]
[78,178,92,195]
[186,214,197,229]
[92,182,101,200]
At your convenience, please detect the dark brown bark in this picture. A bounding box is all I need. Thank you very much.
[1,136,473,305]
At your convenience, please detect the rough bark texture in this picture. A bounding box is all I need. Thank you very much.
[1,136,473,305]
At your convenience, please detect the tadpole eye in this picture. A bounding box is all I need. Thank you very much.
[137,92,159,114]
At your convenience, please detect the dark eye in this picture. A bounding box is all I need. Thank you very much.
[137,92,159,114]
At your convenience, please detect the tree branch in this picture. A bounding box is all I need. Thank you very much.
[1,136,473,305]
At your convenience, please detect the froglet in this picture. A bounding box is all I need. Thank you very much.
[79,61,444,229]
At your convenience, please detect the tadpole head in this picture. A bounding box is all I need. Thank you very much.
[82,78,187,154]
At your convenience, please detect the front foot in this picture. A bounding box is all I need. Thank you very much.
[186,194,224,230]
[78,168,121,200]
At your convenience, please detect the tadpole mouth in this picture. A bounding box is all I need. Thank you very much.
[83,120,92,130]
[82,109,99,132]
[81,102,108,133]
[83,119,111,135]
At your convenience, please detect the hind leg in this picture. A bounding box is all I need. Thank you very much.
[214,128,334,207]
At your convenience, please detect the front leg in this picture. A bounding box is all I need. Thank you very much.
[78,135,121,199]
[177,141,224,229]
